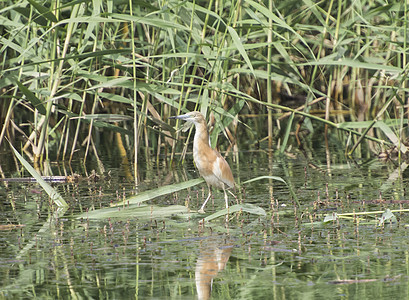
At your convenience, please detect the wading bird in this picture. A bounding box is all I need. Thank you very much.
[170,111,234,213]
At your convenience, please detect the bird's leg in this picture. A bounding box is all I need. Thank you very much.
[198,185,212,213]
[223,185,229,210]
[223,186,230,223]
[227,190,238,205]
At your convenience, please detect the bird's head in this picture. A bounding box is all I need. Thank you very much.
[169,111,205,125]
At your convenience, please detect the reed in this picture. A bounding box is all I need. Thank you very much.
[0,0,407,172]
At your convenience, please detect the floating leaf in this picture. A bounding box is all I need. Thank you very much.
[78,205,189,220]
[243,176,287,185]
[113,178,204,206]
[378,209,397,226]
[323,213,338,223]
[302,221,326,228]
[204,204,266,222]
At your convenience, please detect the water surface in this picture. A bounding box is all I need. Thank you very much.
[1,148,408,299]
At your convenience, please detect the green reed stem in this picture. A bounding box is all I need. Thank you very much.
[129,0,139,184]
[267,0,273,148]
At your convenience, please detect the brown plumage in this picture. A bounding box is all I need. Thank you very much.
[170,111,234,213]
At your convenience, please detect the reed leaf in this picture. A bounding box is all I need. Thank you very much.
[377,121,407,154]
[78,204,190,220]
[27,0,58,23]
[227,25,256,79]
[302,58,403,74]
[338,119,409,129]
[8,142,68,208]
[16,80,46,115]
[112,178,205,207]
[1,0,407,162]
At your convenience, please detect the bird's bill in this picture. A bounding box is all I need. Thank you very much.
[169,113,191,120]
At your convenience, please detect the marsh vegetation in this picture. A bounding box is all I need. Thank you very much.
[1,0,408,166]
[1,0,409,299]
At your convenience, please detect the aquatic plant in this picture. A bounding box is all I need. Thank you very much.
[0,0,407,171]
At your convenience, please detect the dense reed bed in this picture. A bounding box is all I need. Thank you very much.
[0,0,408,172]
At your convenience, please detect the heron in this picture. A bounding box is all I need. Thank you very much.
[170,111,234,213]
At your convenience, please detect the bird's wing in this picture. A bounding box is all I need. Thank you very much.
[213,153,234,189]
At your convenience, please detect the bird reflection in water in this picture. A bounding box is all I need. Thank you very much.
[195,235,234,300]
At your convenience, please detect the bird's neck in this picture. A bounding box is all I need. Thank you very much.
[193,121,211,150]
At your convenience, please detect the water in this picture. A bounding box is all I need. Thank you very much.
[1,148,409,299]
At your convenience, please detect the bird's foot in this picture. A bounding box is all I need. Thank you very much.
[198,208,205,214]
